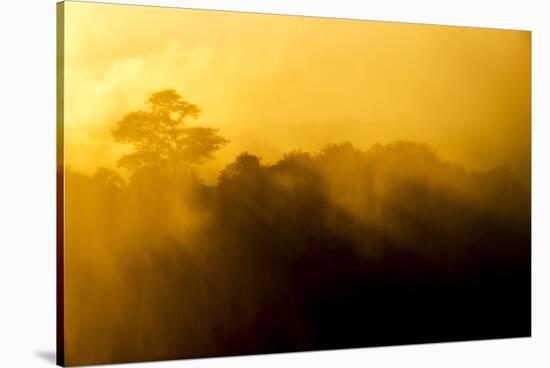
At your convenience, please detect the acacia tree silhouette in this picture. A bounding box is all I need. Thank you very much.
[112,89,229,173]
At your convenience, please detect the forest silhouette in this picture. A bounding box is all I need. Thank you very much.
[63,90,530,366]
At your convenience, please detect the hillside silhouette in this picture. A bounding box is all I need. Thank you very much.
[62,91,530,366]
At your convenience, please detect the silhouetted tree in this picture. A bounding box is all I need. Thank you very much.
[218,152,262,183]
[112,89,229,173]
[93,167,124,189]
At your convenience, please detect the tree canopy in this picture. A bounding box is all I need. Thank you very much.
[112,89,229,173]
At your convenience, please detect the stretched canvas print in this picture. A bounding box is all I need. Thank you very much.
[57,1,531,366]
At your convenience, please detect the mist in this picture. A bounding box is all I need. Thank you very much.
[63,2,530,185]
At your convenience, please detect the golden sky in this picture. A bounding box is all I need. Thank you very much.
[62,1,531,184]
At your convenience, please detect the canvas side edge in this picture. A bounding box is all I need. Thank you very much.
[56,2,66,367]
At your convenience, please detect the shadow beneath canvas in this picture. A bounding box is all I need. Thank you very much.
[35,351,56,365]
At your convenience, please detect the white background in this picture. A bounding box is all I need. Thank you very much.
[0,0,548,367]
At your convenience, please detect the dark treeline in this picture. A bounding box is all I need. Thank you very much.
[64,140,530,365]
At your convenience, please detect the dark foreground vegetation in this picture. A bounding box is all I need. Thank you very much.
[62,91,530,365]
[64,141,530,365]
